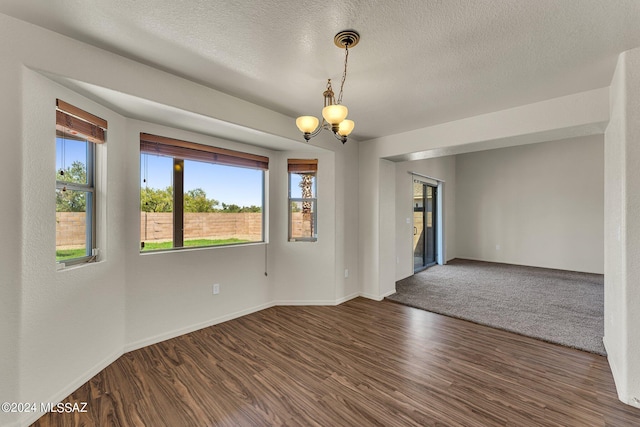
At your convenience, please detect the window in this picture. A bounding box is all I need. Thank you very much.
[55,99,107,265]
[288,159,317,242]
[140,133,267,252]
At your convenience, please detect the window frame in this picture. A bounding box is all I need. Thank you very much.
[56,100,106,267]
[288,159,318,242]
[139,133,268,253]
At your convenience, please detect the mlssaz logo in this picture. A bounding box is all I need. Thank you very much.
[42,402,88,413]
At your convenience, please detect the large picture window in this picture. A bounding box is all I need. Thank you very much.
[140,133,267,252]
[288,159,317,242]
[56,100,107,265]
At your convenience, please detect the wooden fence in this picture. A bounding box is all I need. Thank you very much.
[56,212,315,247]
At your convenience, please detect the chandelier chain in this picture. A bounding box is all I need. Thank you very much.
[337,45,349,105]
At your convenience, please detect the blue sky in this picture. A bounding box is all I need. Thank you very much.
[57,139,263,207]
[56,136,88,182]
[141,154,263,207]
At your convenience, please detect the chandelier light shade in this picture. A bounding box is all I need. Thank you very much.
[322,104,348,125]
[296,116,320,134]
[296,30,359,144]
[337,119,355,136]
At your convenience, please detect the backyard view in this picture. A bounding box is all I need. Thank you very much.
[57,149,314,261]
[57,151,265,261]
[139,184,261,252]
[139,154,264,252]
[56,132,93,263]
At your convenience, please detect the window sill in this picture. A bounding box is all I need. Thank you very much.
[139,241,267,255]
[56,257,99,272]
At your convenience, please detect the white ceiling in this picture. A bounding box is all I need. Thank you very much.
[2,0,640,141]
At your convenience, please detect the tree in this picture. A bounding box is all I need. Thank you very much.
[241,205,262,213]
[139,186,259,213]
[221,203,241,213]
[141,186,173,212]
[219,203,261,213]
[56,161,87,212]
[184,188,219,212]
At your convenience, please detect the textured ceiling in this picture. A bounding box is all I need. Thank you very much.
[2,0,640,141]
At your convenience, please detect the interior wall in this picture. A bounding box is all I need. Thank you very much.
[360,87,608,302]
[378,159,397,298]
[395,156,456,280]
[1,13,360,427]
[604,47,640,408]
[333,139,360,302]
[0,26,27,427]
[455,135,604,274]
[358,149,382,299]
[269,147,337,304]
[604,49,628,400]
[19,68,127,422]
[124,121,275,349]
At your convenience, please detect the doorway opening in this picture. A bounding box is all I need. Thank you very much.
[413,180,437,273]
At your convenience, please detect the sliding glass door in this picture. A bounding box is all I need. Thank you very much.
[413,180,437,273]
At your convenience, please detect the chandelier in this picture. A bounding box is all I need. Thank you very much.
[296,30,360,144]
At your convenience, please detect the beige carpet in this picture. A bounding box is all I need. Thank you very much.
[387,259,605,355]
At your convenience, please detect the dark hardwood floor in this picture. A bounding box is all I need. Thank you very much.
[32,298,640,426]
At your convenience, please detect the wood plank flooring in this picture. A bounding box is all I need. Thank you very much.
[32,298,640,426]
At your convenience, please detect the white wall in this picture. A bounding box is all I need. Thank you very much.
[17,64,127,427]
[455,135,604,274]
[378,159,396,298]
[124,121,276,349]
[604,47,640,408]
[0,20,23,427]
[359,88,609,302]
[358,149,382,299]
[395,156,457,280]
[269,147,336,304]
[0,13,361,427]
[333,139,360,302]
[358,154,397,300]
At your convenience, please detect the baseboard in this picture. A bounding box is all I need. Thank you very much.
[603,337,623,399]
[20,348,123,427]
[359,292,382,301]
[274,292,361,306]
[335,292,360,305]
[380,289,396,299]
[124,301,275,353]
[603,336,619,385]
[602,335,640,408]
[359,289,395,301]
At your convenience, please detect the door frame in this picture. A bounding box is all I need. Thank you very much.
[411,173,445,273]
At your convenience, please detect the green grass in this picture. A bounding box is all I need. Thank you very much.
[56,238,250,261]
[56,248,88,262]
[141,238,249,251]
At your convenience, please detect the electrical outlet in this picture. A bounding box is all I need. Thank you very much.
[344,269,349,278]
[213,283,220,295]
